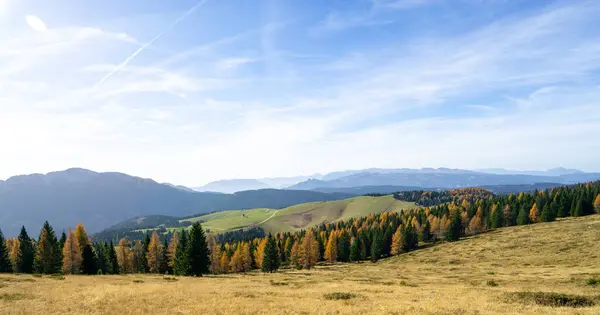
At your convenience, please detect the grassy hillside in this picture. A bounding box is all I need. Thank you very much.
[159,195,416,234]
[3,215,600,314]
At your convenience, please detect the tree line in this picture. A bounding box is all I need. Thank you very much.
[1,181,599,275]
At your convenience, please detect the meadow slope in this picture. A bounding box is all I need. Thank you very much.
[2,215,600,314]
[174,195,416,233]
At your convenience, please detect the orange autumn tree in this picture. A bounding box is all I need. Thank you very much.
[594,194,600,212]
[167,231,179,271]
[62,229,82,275]
[299,230,319,269]
[146,231,164,273]
[324,231,338,263]
[390,226,403,255]
[529,203,541,223]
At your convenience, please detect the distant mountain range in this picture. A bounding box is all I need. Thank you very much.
[0,168,352,236]
[195,167,599,193]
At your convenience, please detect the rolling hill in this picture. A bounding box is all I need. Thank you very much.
[0,168,354,236]
[102,194,417,236]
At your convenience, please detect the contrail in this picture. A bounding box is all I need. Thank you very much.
[94,0,208,88]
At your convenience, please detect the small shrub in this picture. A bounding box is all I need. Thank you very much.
[133,280,144,283]
[49,274,65,280]
[486,280,499,287]
[163,276,178,281]
[487,271,496,275]
[269,280,288,286]
[587,279,599,286]
[32,274,42,278]
[399,281,418,287]
[324,292,358,300]
[382,281,394,286]
[0,293,26,301]
[506,292,595,308]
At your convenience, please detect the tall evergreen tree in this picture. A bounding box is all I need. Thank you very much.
[420,220,432,242]
[517,205,530,225]
[491,205,504,228]
[141,233,151,273]
[402,224,418,251]
[349,238,360,262]
[370,229,382,262]
[187,223,210,276]
[95,243,109,275]
[173,229,189,276]
[81,244,97,275]
[574,199,584,217]
[0,228,12,273]
[337,230,350,262]
[445,211,463,242]
[540,204,555,222]
[17,226,34,273]
[107,240,119,275]
[160,239,169,274]
[34,221,61,274]
[261,234,280,273]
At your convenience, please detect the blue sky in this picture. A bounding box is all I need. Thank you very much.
[1,0,599,185]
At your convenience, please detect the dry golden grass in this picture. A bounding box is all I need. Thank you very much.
[2,215,600,314]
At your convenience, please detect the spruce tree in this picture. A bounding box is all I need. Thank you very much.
[160,239,169,274]
[349,238,360,262]
[142,234,151,273]
[491,206,504,229]
[107,240,119,274]
[261,234,280,273]
[370,229,382,262]
[95,243,109,275]
[17,226,34,273]
[445,211,463,242]
[540,204,555,222]
[517,205,530,225]
[34,221,61,274]
[187,223,210,276]
[420,220,432,242]
[81,245,97,275]
[359,234,368,260]
[0,228,12,273]
[574,199,584,217]
[173,229,189,276]
[337,231,350,262]
[402,224,418,251]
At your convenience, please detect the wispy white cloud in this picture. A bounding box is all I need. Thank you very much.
[25,15,47,32]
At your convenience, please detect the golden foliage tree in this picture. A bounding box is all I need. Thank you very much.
[290,238,300,268]
[7,238,21,272]
[299,230,319,269]
[146,232,164,273]
[62,229,82,274]
[241,242,252,272]
[594,194,600,212]
[467,207,485,235]
[116,238,133,274]
[229,246,243,273]
[253,238,267,268]
[529,203,541,223]
[324,232,338,263]
[210,245,222,274]
[167,231,179,270]
[74,223,90,250]
[220,252,230,273]
[390,226,403,255]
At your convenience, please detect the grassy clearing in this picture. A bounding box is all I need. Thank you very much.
[2,215,600,314]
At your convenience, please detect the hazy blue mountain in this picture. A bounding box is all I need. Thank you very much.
[476,167,584,176]
[0,168,353,236]
[289,171,600,190]
[194,179,271,194]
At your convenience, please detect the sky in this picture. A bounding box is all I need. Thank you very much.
[0,0,599,186]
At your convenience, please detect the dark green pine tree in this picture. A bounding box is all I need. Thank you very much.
[359,234,368,260]
[517,205,530,225]
[570,198,577,217]
[445,211,463,242]
[337,230,351,262]
[370,229,382,262]
[556,196,570,218]
[317,234,325,261]
[173,229,190,276]
[491,205,504,229]
[402,224,418,251]
[187,223,210,276]
[34,221,61,274]
[540,204,555,222]
[160,239,169,274]
[0,228,12,273]
[95,243,109,275]
[142,234,151,273]
[261,234,280,273]
[81,244,97,275]
[573,199,584,217]
[349,238,360,262]
[107,240,119,274]
[17,226,35,273]
[382,225,394,257]
[59,231,67,249]
[419,220,432,242]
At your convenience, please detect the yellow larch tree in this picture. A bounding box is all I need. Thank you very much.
[220,252,230,273]
[167,231,179,270]
[74,223,90,250]
[146,231,164,273]
[390,225,403,255]
[116,238,133,274]
[299,230,319,269]
[290,238,300,268]
[253,238,267,268]
[324,232,338,263]
[62,229,82,274]
[241,242,252,271]
[529,203,541,223]
[594,194,600,212]
[7,238,21,272]
[229,246,243,273]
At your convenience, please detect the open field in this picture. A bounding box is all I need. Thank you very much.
[3,215,600,314]
[141,195,417,234]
